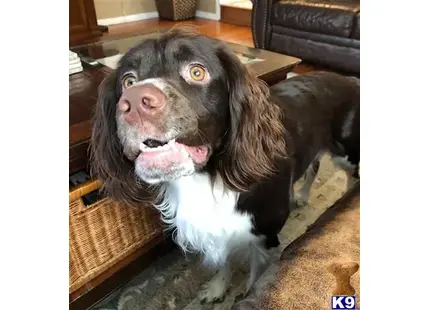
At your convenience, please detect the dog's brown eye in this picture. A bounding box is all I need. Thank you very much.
[122,75,136,89]
[189,65,206,81]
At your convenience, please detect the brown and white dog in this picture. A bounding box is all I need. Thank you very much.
[90,29,360,303]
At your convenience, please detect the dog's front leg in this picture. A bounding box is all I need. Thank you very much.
[199,262,232,304]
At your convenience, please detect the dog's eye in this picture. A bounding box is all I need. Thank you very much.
[122,75,137,89]
[189,65,206,82]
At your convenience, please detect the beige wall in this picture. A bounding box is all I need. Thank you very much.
[95,0,217,20]
[95,0,156,20]
[197,0,217,13]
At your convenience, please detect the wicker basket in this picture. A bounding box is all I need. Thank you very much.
[69,179,164,294]
[155,0,198,21]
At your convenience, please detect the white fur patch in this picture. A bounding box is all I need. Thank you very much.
[132,77,170,92]
[199,263,232,303]
[154,172,255,266]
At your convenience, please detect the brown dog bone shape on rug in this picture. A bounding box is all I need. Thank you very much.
[327,261,359,296]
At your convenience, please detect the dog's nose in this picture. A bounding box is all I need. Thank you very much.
[139,84,165,109]
[118,84,166,116]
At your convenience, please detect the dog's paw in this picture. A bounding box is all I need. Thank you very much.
[294,196,308,208]
[198,278,228,304]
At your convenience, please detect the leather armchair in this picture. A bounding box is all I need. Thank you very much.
[251,0,360,73]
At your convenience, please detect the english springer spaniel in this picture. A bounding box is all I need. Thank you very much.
[90,29,360,304]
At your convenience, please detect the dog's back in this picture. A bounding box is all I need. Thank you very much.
[270,71,360,180]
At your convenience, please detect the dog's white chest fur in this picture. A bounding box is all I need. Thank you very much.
[156,173,254,266]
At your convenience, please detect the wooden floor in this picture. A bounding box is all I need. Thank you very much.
[101,18,253,46]
[95,18,319,74]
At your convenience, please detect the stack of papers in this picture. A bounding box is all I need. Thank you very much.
[69,51,83,75]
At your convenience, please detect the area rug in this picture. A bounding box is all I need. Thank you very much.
[91,152,356,310]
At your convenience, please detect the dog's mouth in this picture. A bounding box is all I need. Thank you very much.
[136,138,209,172]
[142,139,169,148]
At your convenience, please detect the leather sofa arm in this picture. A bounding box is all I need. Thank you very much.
[251,0,276,49]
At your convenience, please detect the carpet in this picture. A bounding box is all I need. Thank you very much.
[91,153,357,310]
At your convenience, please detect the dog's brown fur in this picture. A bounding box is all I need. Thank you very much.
[90,27,360,263]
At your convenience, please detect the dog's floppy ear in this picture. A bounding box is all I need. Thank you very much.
[216,46,287,192]
[90,71,154,205]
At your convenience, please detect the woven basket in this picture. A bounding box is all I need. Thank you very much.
[69,179,164,294]
[155,0,198,21]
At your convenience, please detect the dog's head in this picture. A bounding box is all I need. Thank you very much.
[91,29,286,204]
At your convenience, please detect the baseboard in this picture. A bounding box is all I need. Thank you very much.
[196,10,220,21]
[97,12,159,26]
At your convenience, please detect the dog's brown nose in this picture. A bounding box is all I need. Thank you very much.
[118,84,166,116]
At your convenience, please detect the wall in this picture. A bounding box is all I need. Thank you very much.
[197,0,217,14]
[95,0,217,22]
[94,0,155,20]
